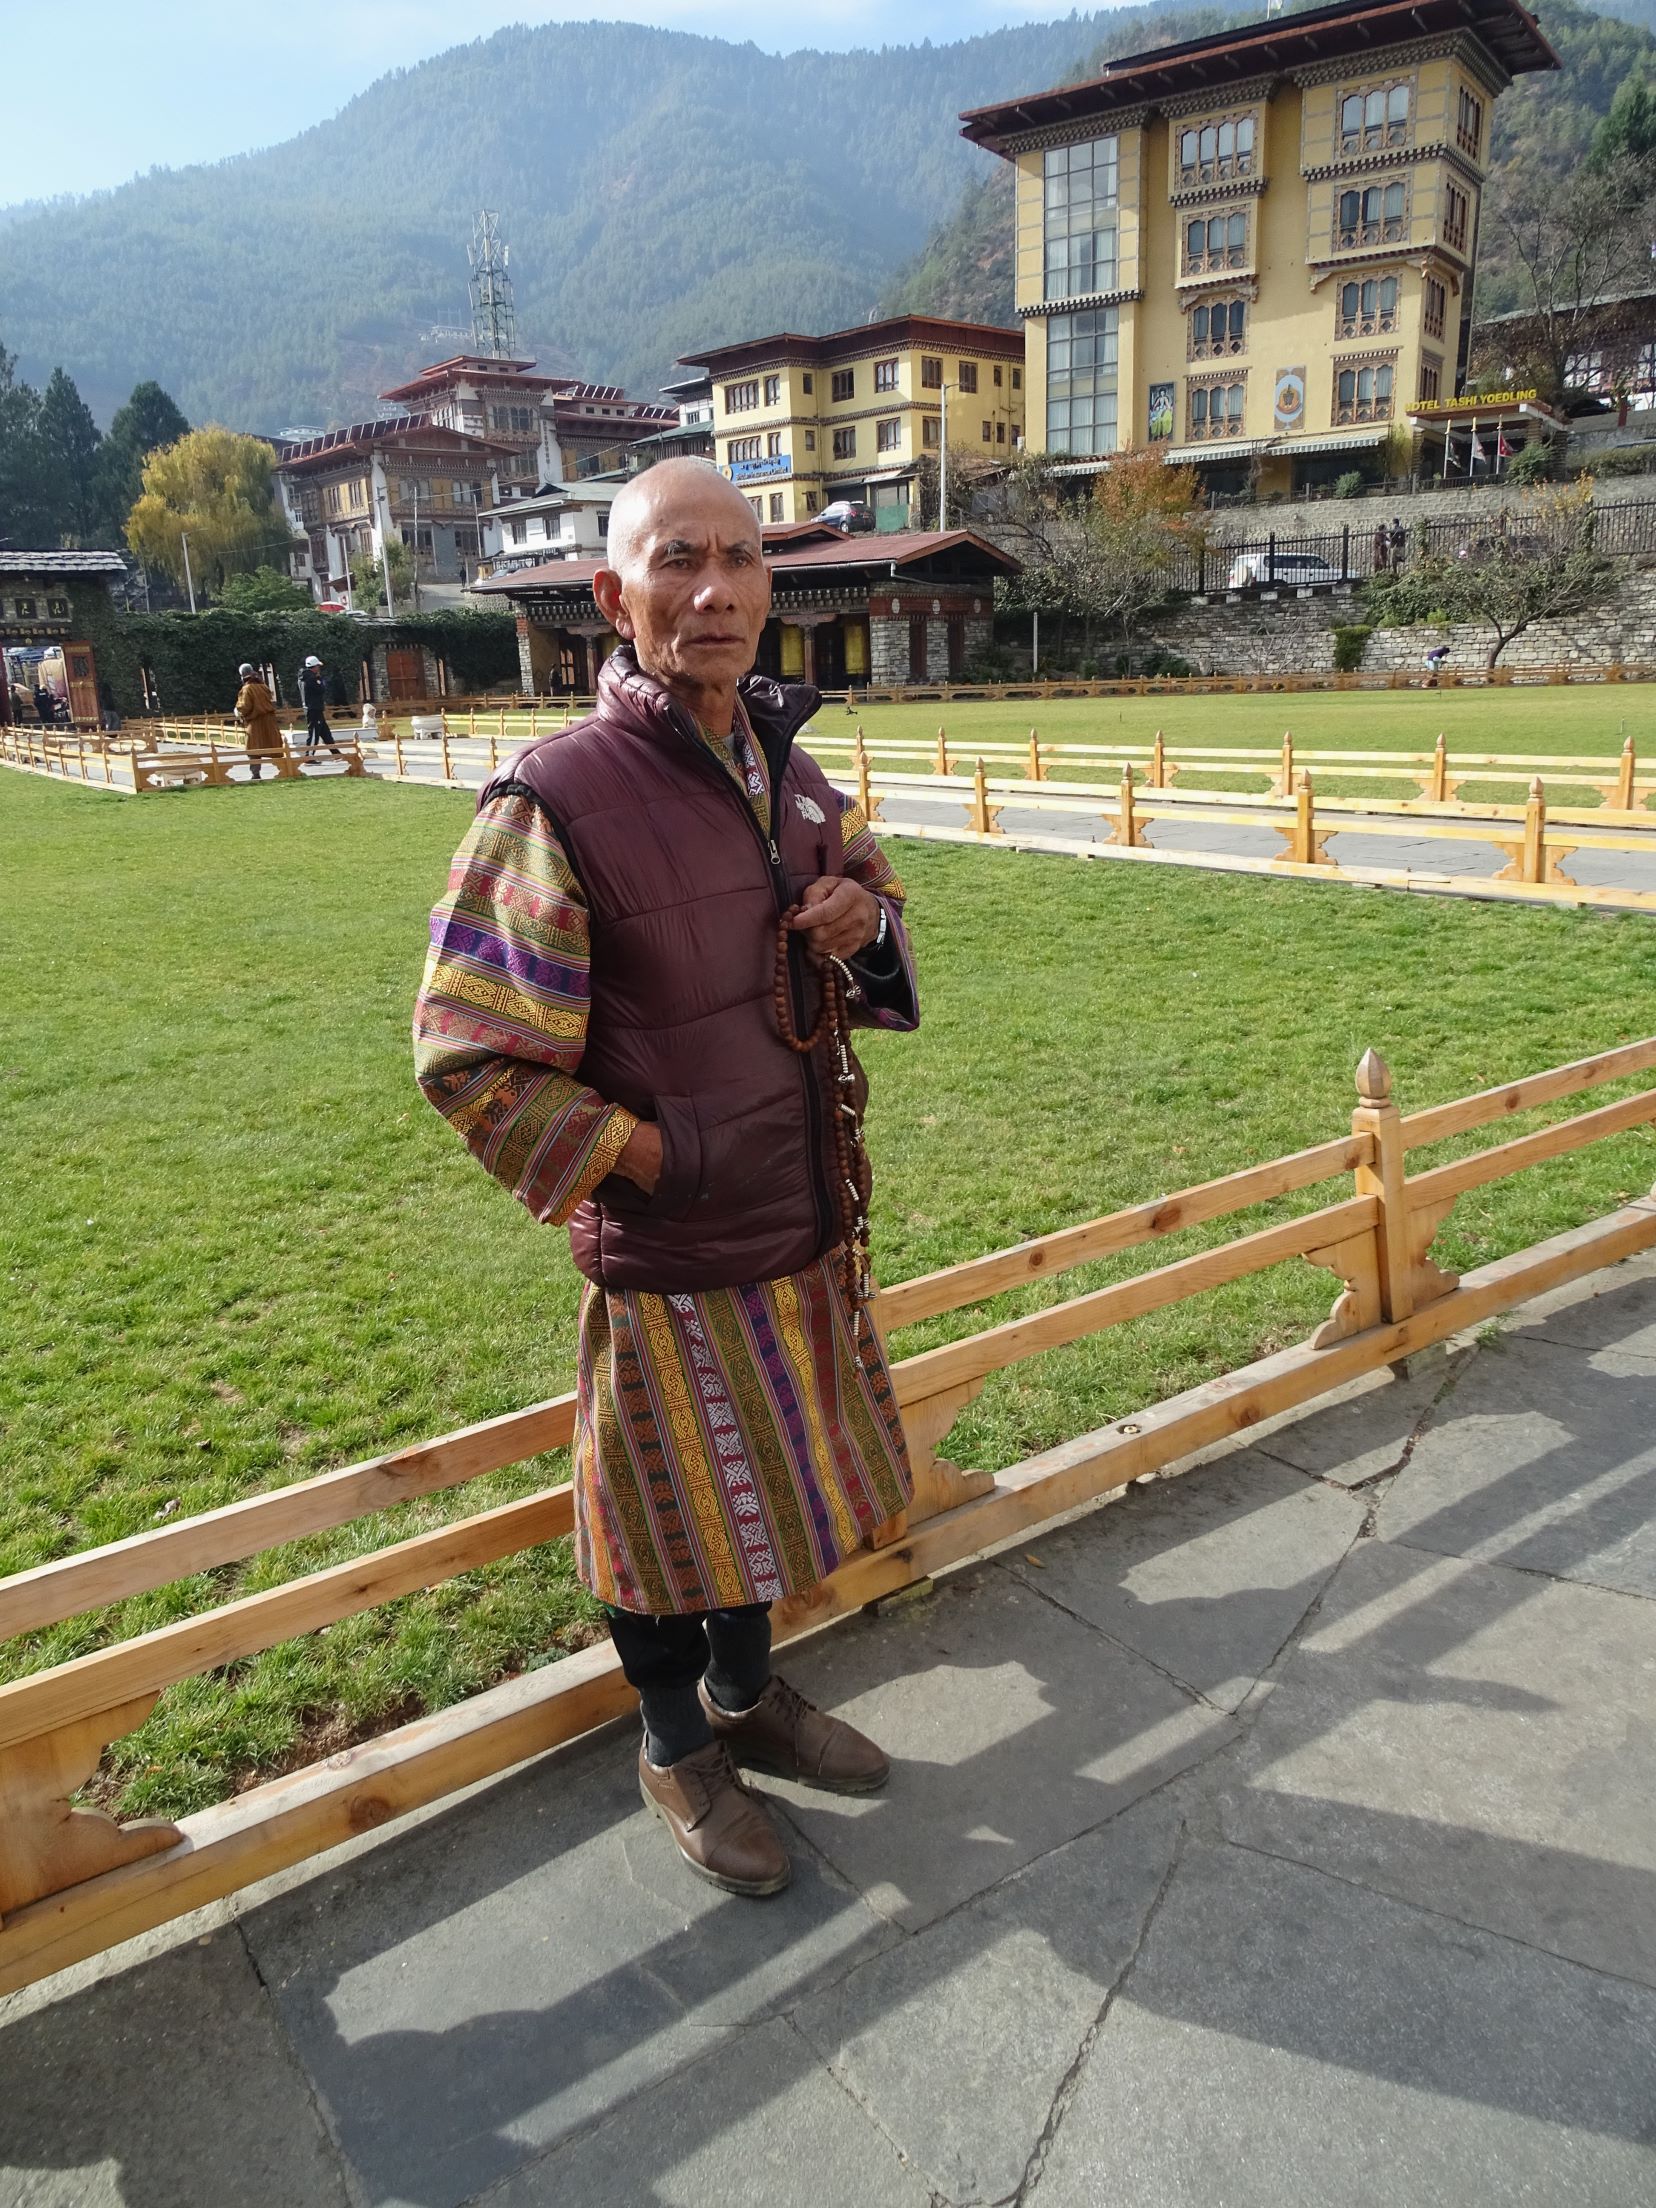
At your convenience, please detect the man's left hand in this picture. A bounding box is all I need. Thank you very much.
[789,877,880,961]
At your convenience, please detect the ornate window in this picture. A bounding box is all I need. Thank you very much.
[1444,184,1469,252]
[1187,378,1246,440]
[763,374,781,405]
[766,431,783,457]
[922,415,940,448]
[1046,305,1119,457]
[874,358,899,392]
[1336,180,1406,250]
[1418,355,1443,404]
[1177,112,1257,184]
[921,356,943,388]
[1456,88,1483,159]
[1189,297,1248,360]
[1044,136,1120,302]
[728,435,762,463]
[1336,273,1400,338]
[958,361,979,393]
[1424,276,1447,341]
[832,424,857,458]
[1334,360,1395,424]
[830,368,855,402]
[1338,81,1410,153]
[725,380,760,413]
[876,416,901,452]
[1183,207,1249,275]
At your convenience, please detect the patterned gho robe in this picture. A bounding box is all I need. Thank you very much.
[413,711,919,1616]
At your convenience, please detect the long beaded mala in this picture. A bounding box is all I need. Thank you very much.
[773,909,875,1330]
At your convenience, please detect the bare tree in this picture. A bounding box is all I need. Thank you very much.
[1484,152,1656,404]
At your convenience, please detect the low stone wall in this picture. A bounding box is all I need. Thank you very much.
[1136,566,1656,677]
[1201,469,1656,546]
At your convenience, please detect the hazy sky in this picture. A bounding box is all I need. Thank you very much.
[1,1,1068,205]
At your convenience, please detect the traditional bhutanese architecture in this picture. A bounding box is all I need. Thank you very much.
[0,551,127,728]
[960,0,1558,495]
[676,317,1026,530]
[275,418,513,599]
[377,356,678,489]
[472,525,1020,692]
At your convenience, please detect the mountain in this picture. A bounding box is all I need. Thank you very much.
[0,11,1216,433]
[885,0,1656,327]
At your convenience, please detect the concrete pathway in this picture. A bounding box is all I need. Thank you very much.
[7,1255,1654,2207]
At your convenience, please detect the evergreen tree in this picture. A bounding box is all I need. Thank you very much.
[0,342,56,547]
[99,380,190,542]
[36,367,106,544]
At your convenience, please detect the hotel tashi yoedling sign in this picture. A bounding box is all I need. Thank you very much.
[1412,390,1539,415]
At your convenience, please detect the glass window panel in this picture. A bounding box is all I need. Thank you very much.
[1342,94,1362,132]
[1200,126,1217,161]
[1229,300,1246,339]
[1218,122,1234,158]
[1358,367,1375,402]
[1339,369,1356,403]
[1227,384,1244,420]
[1341,282,1358,316]
[1227,212,1246,249]
[1380,276,1398,312]
[1340,191,1360,228]
[1193,306,1209,344]
[1192,389,1208,424]
[1181,130,1198,165]
[1188,219,1205,257]
[1238,115,1255,154]
[1384,182,1404,219]
[1377,364,1394,399]
[1388,83,1409,123]
[1365,88,1384,127]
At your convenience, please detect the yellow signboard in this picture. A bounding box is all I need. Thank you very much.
[1412,390,1538,415]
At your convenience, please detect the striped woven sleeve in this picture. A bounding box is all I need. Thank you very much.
[413,791,638,1225]
[838,792,919,1033]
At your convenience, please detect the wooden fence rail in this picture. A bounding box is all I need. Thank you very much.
[1,726,367,795]
[2,1037,1654,1993]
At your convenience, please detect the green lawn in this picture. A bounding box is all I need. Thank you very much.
[3,758,1654,1816]
[801,685,1655,803]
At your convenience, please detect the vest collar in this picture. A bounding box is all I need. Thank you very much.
[597,645,821,774]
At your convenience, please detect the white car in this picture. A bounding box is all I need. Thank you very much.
[1227,549,1339,588]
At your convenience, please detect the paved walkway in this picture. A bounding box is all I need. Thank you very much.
[6,1254,1654,2207]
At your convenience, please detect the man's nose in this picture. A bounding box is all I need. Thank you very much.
[692,571,736,608]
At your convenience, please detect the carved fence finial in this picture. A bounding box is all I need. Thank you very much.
[1356,1048,1391,1105]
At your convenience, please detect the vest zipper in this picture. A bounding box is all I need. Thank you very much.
[669,705,834,1257]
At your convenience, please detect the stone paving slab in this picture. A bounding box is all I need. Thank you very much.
[1219,1538,1656,1985]
[1379,1334,1656,1597]
[761,1564,1233,1933]
[1252,1351,1464,1487]
[1504,1245,1656,1360]
[475,2017,935,2208]
[1034,1839,1656,2208]
[0,1928,350,2208]
[241,1726,899,2208]
[1001,1450,1365,1709]
[790,1787,1185,2205]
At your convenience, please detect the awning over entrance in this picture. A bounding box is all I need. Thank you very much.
[1161,437,1280,463]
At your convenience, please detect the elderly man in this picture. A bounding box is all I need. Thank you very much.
[413,459,918,1896]
[233,662,282,781]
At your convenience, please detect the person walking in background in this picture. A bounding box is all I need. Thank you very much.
[300,654,341,755]
[1372,520,1390,573]
[234,662,282,781]
[1389,515,1406,567]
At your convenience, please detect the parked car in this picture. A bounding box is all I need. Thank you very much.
[1227,549,1340,588]
[816,500,876,534]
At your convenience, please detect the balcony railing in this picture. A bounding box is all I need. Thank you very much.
[1182,244,1250,277]
[1335,308,1399,339]
[1335,217,1407,251]
[1333,397,1395,425]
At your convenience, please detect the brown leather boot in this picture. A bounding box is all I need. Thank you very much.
[700,1673,890,1794]
[637,1740,791,1896]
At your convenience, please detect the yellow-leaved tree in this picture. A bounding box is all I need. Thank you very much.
[126,426,295,599]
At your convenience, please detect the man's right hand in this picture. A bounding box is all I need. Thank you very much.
[617,1120,663,1194]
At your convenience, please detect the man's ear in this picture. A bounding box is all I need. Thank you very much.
[593,566,631,637]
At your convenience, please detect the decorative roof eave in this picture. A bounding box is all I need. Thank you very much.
[1170,173,1268,208]
[1018,287,1142,320]
[1290,30,1512,98]
[1301,139,1486,185]
[983,107,1147,157]
[1158,77,1278,120]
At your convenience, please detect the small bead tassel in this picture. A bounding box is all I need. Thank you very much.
[775,908,875,1325]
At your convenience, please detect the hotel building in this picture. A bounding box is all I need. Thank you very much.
[676,315,1026,528]
[959,0,1558,493]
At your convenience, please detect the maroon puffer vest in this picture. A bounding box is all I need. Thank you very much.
[482,649,851,1293]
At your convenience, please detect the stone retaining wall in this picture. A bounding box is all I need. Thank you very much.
[1200,469,1655,546]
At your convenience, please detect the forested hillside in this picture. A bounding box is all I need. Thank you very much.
[886,0,1656,324]
[0,10,1206,432]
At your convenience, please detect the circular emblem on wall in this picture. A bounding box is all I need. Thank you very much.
[931,599,942,615]
[889,597,901,614]
[1273,369,1307,431]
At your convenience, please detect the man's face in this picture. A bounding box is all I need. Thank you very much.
[595,477,770,694]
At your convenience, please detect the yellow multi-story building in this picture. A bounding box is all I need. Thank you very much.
[961,0,1557,495]
[677,315,1026,528]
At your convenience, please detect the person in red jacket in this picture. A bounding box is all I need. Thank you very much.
[414,460,919,1897]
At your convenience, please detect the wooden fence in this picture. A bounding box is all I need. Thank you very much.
[1,725,367,794]
[2,1037,1654,1996]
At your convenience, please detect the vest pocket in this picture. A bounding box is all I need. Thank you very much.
[600,1093,701,1223]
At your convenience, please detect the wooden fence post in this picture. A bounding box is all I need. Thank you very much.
[1521,774,1546,882]
[1351,1049,1412,1323]
[1276,728,1294,796]
[1150,729,1167,787]
[1429,733,1449,803]
[1618,735,1636,811]
[969,757,1001,835]
[488,724,499,772]
[1112,763,1147,848]
[1028,728,1044,781]
[498,707,508,744]
[392,729,405,779]
[440,725,452,785]
[1278,768,1331,868]
[935,725,950,776]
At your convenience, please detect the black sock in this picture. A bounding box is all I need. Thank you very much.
[703,1605,773,1715]
[640,1682,713,1768]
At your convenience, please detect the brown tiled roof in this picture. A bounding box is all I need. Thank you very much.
[960,0,1558,151]
[378,355,558,402]
[277,417,514,472]
[472,527,1020,596]
[0,550,127,574]
[679,315,1024,376]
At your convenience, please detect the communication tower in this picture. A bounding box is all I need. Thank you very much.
[468,211,519,359]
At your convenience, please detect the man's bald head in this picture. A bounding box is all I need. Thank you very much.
[592,458,772,728]
[605,458,761,573]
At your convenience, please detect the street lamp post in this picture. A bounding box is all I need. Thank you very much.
[179,532,196,615]
[937,380,959,531]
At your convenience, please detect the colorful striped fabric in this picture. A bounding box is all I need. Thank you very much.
[413,732,918,1615]
[574,1255,912,1612]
